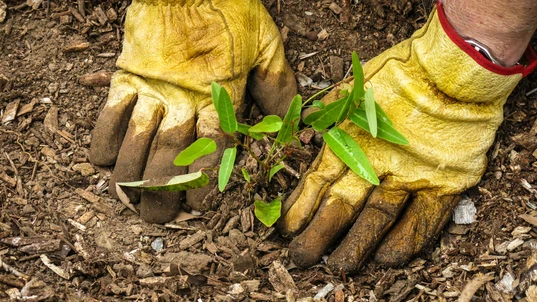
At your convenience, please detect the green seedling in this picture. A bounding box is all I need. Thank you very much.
[117,51,407,227]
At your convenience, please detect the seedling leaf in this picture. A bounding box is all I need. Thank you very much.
[249,115,283,133]
[312,100,325,109]
[241,168,251,183]
[364,87,377,137]
[254,197,282,227]
[352,51,365,100]
[276,95,302,145]
[174,138,217,166]
[269,163,284,181]
[212,83,237,134]
[211,82,221,110]
[323,127,379,185]
[349,108,408,145]
[218,147,237,192]
[304,96,348,131]
[117,171,210,191]
[238,123,263,140]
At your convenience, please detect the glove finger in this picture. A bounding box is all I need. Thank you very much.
[108,94,162,203]
[288,170,375,268]
[186,105,231,211]
[90,71,138,166]
[278,146,348,236]
[140,101,197,224]
[374,193,459,267]
[248,60,297,118]
[327,179,410,274]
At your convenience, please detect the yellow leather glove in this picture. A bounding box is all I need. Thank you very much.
[279,3,537,273]
[90,0,296,223]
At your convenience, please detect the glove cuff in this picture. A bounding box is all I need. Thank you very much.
[408,3,536,104]
[132,0,203,5]
[437,1,537,77]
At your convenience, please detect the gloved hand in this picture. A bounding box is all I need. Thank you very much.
[279,3,537,274]
[90,0,296,223]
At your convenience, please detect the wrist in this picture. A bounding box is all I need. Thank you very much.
[442,0,536,66]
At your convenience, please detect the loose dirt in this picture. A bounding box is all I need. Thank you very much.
[1,0,537,301]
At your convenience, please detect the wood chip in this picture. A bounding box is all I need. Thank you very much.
[268,260,297,293]
[520,213,537,227]
[2,99,19,124]
[79,70,112,87]
[43,106,59,134]
[19,239,61,254]
[179,231,206,250]
[69,6,84,23]
[63,41,90,53]
[329,2,342,14]
[93,6,108,25]
[75,188,100,203]
[0,73,7,90]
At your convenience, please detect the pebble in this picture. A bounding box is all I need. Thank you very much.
[72,163,95,176]
[453,196,476,224]
[151,237,164,252]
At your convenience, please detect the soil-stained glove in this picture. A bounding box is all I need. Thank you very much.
[90,0,296,224]
[279,3,537,274]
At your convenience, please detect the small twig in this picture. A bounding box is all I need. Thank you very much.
[0,258,31,281]
[30,160,38,181]
[341,0,351,23]
[527,87,537,97]
[4,152,23,195]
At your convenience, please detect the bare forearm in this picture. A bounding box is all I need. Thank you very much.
[443,0,537,66]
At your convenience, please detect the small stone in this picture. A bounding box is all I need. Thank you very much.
[452,196,476,224]
[72,163,95,176]
[151,237,164,252]
[329,56,345,82]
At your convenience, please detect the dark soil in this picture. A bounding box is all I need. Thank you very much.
[1,0,537,301]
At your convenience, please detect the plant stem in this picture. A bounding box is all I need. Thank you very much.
[304,84,336,106]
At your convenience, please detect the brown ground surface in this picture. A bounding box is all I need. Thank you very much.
[2,0,537,301]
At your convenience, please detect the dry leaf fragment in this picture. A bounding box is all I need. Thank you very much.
[115,183,139,214]
[459,274,495,302]
[40,254,70,279]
